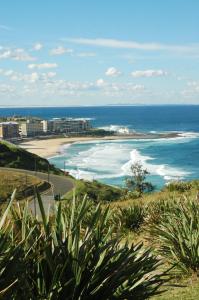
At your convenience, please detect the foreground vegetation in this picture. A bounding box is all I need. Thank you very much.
[0,192,170,299]
[111,180,199,299]
[1,178,199,298]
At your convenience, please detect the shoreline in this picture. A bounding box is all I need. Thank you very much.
[19,132,181,159]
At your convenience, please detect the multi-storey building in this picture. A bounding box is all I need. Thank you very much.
[19,120,44,137]
[49,118,91,134]
[0,122,19,140]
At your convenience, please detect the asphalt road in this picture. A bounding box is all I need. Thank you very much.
[0,167,74,215]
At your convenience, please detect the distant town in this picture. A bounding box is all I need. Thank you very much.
[0,116,93,140]
[0,115,180,143]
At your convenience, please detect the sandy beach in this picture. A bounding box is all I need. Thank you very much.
[19,132,180,159]
[20,137,99,158]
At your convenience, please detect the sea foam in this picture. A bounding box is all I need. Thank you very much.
[63,140,190,182]
[121,149,189,181]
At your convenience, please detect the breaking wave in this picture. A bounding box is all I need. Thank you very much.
[121,149,189,181]
[63,140,191,182]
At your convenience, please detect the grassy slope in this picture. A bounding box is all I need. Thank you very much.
[0,140,62,174]
[64,178,124,202]
[0,140,124,203]
[0,170,50,201]
[108,183,199,300]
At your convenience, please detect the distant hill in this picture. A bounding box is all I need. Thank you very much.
[0,140,62,175]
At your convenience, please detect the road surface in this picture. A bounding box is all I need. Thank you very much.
[0,167,74,215]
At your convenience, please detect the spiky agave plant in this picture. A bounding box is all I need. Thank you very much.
[150,197,199,275]
[144,198,174,229]
[114,204,146,232]
[0,191,170,299]
[0,191,32,300]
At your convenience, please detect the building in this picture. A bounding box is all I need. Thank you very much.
[0,122,19,140]
[19,119,44,137]
[41,120,48,133]
[49,118,91,134]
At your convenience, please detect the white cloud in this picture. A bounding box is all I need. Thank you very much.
[50,46,73,55]
[182,81,199,96]
[28,63,58,69]
[66,38,199,53]
[0,68,57,83]
[2,69,15,76]
[105,67,121,77]
[187,81,199,88]
[109,82,145,92]
[0,48,36,61]
[0,66,145,100]
[76,52,96,57]
[0,83,15,94]
[96,78,106,87]
[33,43,43,51]
[43,72,57,79]
[28,72,39,83]
[131,69,167,78]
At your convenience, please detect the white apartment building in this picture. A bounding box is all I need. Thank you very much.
[19,120,44,137]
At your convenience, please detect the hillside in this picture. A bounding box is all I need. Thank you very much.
[0,145,199,298]
[0,169,50,202]
[64,178,124,202]
[0,140,123,203]
[0,140,62,175]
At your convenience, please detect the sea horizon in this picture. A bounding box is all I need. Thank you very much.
[1,103,199,108]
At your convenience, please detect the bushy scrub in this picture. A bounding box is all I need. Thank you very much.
[115,203,146,232]
[150,198,199,275]
[123,190,141,200]
[0,191,170,299]
[145,198,174,228]
[66,179,123,203]
[165,181,192,193]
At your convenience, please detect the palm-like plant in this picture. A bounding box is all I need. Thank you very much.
[0,190,170,299]
[114,204,146,232]
[150,198,199,274]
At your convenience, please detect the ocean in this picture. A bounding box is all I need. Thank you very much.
[1,105,199,189]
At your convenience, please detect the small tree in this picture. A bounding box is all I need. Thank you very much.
[125,161,154,196]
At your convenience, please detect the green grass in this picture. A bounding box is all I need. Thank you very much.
[152,277,199,300]
[0,140,62,175]
[0,170,50,201]
[104,180,199,299]
[64,178,124,202]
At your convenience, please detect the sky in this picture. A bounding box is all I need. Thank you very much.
[0,0,199,106]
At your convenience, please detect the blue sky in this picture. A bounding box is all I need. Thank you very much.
[0,0,199,106]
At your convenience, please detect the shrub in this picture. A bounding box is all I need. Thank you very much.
[145,198,174,228]
[125,162,154,196]
[150,198,199,275]
[165,181,192,193]
[115,204,146,232]
[66,180,123,203]
[0,191,171,299]
[126,190,141,200]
